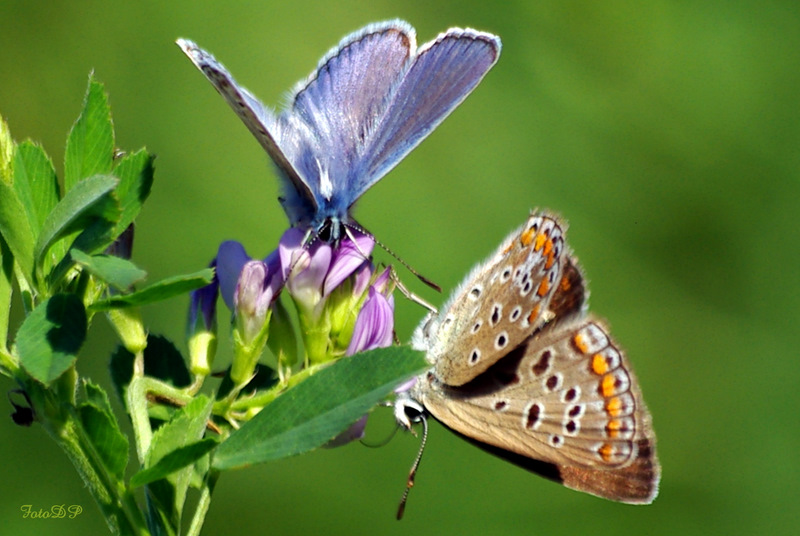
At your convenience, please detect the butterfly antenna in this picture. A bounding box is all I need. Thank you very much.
[397,413,429,520]
[345,222,442,293]
[301,227,316,247]
[342,223,377,263]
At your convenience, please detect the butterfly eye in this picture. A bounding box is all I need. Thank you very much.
[403,403,425,424]
[317,219,334,243]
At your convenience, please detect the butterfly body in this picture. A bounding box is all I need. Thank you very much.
[178,21,501,242]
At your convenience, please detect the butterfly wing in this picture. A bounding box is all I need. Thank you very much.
[283,22,501,220]
[415,212,567,386]
[352,27,501,198]
[415,317,660,503]
[176,39,317,224]
[180,22,499,236]
[282,21,415,217]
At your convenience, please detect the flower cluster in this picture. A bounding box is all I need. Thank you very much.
[187,227,395,430]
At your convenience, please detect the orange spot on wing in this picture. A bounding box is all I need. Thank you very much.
[606,419,623,438]
[591,354,609,375]
[601,374,616,398]
[543,238,553,255]
[534,232,547,251]
[520,227,535,246]
[573,333,588,353]
[537,277,550,297]
[527,304,540,324]
[598,443,614,462]
[606,396,623,417]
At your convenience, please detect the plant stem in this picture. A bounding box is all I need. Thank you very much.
[44,397,149,535]
[186,470,219,536]
[127,374,197,463]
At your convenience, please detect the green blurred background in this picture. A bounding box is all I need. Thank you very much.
[2,1,798,534]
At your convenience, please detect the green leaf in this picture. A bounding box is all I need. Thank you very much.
[130,439,216,488]
[17,294,87,385]
[212,345,429,470]
[63,195,120,254]
[79,381,129,479]
[79,404,129,480]
[83,379,116,416]
[113,149,154,235]
[13,141,59,236]
[64,75,113,192]
[145,396,212,525]
[0,180,35,282]
[71,249,146,290]
[89,268,214,312]
[34,173,118,268]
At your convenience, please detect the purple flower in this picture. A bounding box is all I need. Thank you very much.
[230,257,286,386]
[187,260,218,333]
[216,241,254,311]
[324,230,376,295]
[186,224,393,398]
[234,260,276,345]
[279,228,377,364]
[328,267,396,447]
[346,268,395,355]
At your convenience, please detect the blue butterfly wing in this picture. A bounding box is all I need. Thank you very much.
[280,23,501,221]
[180,23,500,236]
[176,39,318,225]
[279,20,415,222]
[354,29,501,192]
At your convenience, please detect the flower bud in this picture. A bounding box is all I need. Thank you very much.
[186,271,218,376]
[231,260,283,386]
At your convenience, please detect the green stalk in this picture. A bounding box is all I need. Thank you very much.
[42,396,149,535]
[185,470,219,536]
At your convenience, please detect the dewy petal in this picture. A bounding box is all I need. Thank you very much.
[217,241,251,310]
[324,231,375,296]
[346,287,395,355]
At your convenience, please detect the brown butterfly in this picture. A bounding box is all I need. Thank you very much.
[395,211,659,516]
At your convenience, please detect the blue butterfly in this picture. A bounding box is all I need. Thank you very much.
[178,20,501,243]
